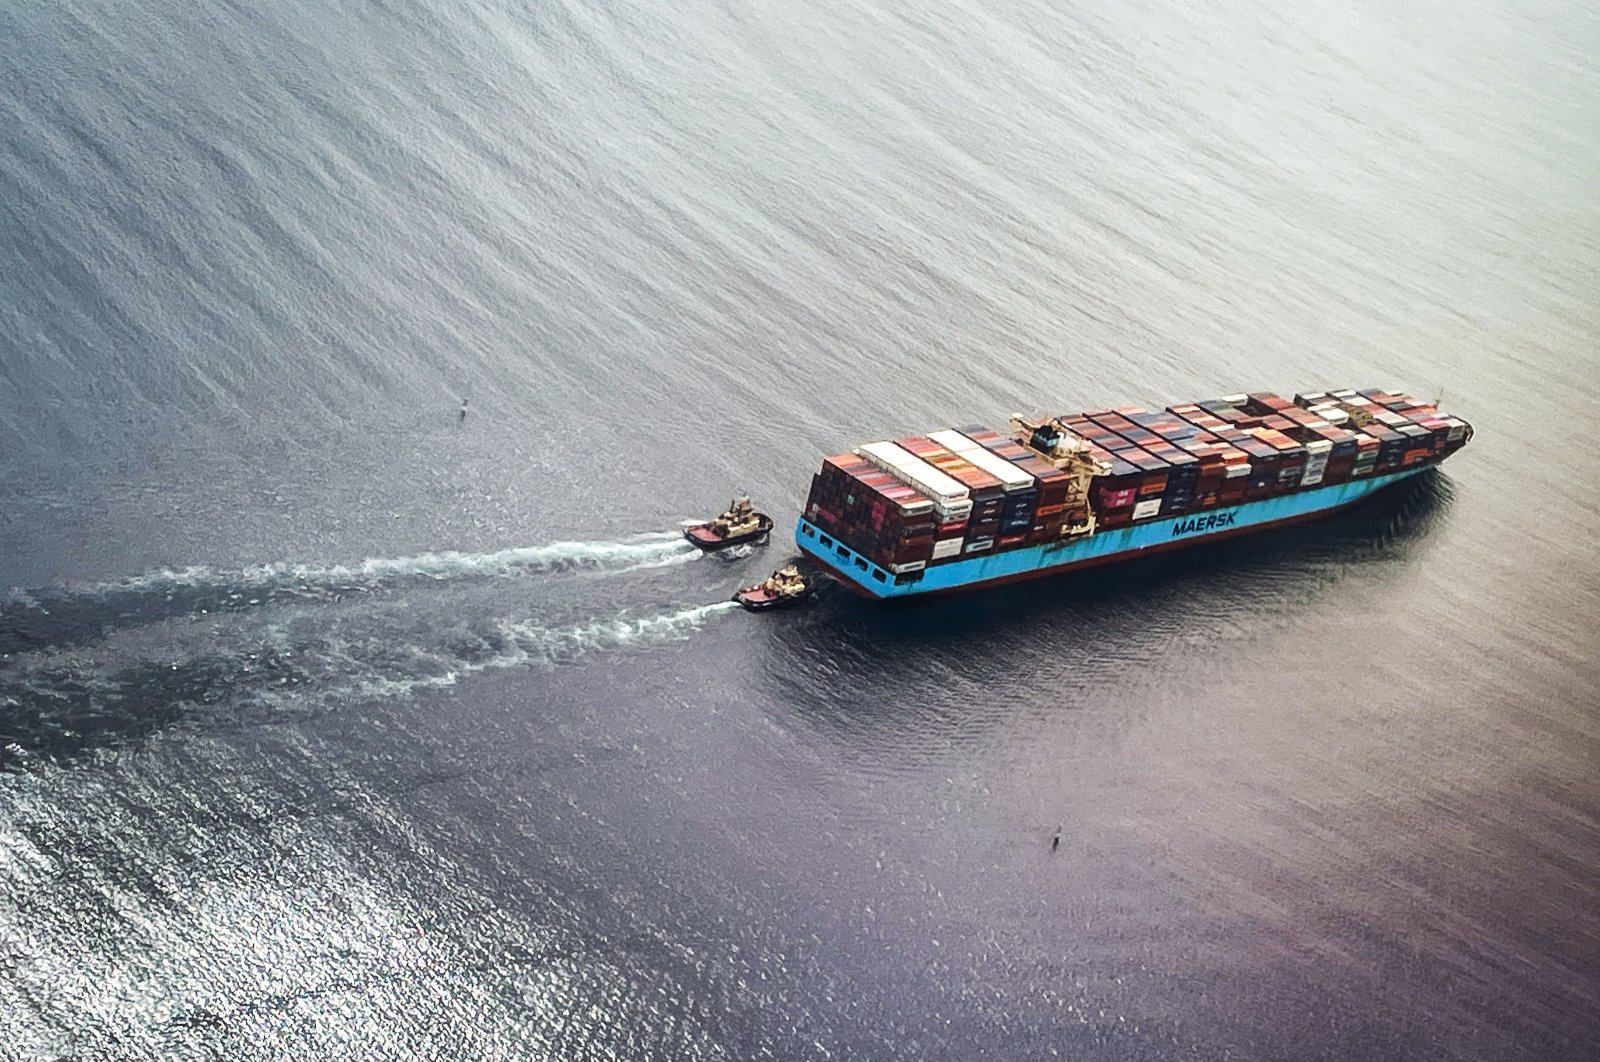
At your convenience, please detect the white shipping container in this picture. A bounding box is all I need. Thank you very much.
[1132,497,1163,520]
[928,430,1035,491]
[926,429,974,452]
[1224,463,1252,479]
[961,537,995,554]
[889,560,927,574]
[931,538,963,560]
[856,442,969,504]
[1445,419,1467,441]
[1301,447,1329,484]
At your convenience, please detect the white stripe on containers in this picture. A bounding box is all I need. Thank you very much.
[926,430,1036,491]
[856,442,974,519]
[1300,438,1333,486]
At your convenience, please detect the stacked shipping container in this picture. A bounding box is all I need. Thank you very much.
[894,435,1005,558]
[799,390,1471,575]
[802,452,939,573]
[955,426,1076,544]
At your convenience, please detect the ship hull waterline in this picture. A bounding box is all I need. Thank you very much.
[796,467,1428,600]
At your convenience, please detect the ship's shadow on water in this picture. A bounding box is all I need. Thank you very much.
[764,471,1456,745]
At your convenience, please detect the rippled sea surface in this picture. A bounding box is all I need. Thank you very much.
[3,0,1598,1058]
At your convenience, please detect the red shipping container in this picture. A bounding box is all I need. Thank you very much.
[1100,487,1137,508]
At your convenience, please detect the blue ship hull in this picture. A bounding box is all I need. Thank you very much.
[796,467,1427,599]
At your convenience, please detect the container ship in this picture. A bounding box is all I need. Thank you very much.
[795,389,1471,599]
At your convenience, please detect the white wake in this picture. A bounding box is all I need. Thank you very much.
[6,532,699,608]
[351,600,743,699]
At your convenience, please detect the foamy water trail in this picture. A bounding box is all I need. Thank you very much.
[0,533,701,655]
[350,601,741,699]
[0,601,743,758]
[105,532,697,593]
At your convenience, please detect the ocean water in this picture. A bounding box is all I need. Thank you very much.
[2,0,1598,1057]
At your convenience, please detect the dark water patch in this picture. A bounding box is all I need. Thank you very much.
[0,640,322,760]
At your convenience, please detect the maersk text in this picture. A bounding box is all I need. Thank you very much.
[1171,511,1238,537]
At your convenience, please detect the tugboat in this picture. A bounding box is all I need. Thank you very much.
[734,564,814,611]
[683,496,774,551]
